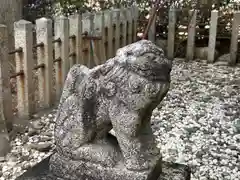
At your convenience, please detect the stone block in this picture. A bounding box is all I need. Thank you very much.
[15,155,191,180]
[49,152,162,180]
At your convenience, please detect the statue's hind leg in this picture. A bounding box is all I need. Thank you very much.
[57,95,121,167]
[72,140,122,167]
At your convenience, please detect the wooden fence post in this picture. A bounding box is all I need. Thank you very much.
[69,14,83,66]
[54,16,69,101]
[208,10,218,63]
[230,11,240,65]
[186,10,197,61]
[126,7,133,44]
[112,9,121,54]
[0,24,12,134]
[82,13,94,68]
[120,8,127,47]
[167,8,177,60]
[148,8,156,42]
[104,10,113,59]
[36,18,54,109]
[132,6,139,42]
[94,11,106,64]
[14,20,34,118]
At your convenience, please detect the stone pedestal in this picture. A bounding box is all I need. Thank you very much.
[15,155,191,180]
[49,132,163,180]
[49,152,162,180]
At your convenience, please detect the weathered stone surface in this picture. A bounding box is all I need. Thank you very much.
[0,134,10,161]
[52,39,172,178]
[50,134,162,180]
[15,155,191,180]
[28,142,52,152]
[15,40,177,180]
[50,150,162,180]
[158,162,191,180]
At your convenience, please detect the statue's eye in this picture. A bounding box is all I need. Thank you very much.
[145,83,159,96]
[126,51,133,56]
[144,53,155,61]
[129,80,142,93]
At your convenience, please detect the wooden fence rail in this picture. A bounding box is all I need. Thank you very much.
[164,9,240,63]
[0,7,139,136]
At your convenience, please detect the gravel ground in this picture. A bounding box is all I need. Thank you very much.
[1,58,240,180]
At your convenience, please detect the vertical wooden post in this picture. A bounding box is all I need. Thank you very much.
[94,11,106,64]
[14,20,34,118]
[126,7,133,44]
[208,10,218,63]
[82,13,94,68]
[167,8,177,60]
[104,10,113,59]
[69,24,76,67]
[69,14,83,66]
[36,18,54,109]
[120,8,127,47]
[0,25,12,134]
[54,16,69,101]
[112,9,120,54]
[186,10,197,61]
[230,11,240,65]
[148,9,156,42]
[132,6,139,42]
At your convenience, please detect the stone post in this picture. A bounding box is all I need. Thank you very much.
[14,20,34,118]
[167,8,177,60]
[94,11,106,64]
[69,14,83,66]
[120,8,127,47]
[208,10,218,63]
[132,6,139,42]
[126,7,133,44]
[186,10,197,61]
[148,9,156,43]
[104,10,113,59]
[230,11,240,65]
[36,18,54,108]
[54,16,69,101]
[82,13,94,68]
[112,9,121,54]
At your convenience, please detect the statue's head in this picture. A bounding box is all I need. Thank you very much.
[97,40,172,112]
[115,39,172,82]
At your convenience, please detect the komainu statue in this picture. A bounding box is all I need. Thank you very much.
[49,40,172,180]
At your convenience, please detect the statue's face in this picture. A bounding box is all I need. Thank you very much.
[126,51,170,112]
[113,50,171,113]
[120,74,169,113]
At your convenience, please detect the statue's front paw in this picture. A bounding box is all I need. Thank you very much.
[149,146,160,156]
[125,158,150,171]
[101,156,116,167]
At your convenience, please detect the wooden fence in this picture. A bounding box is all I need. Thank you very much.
[163,9,240,64]
[0,7,139,135]
[2,7,239,137]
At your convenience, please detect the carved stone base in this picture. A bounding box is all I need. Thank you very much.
[49,152,162,180]
[15,155,191,180]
